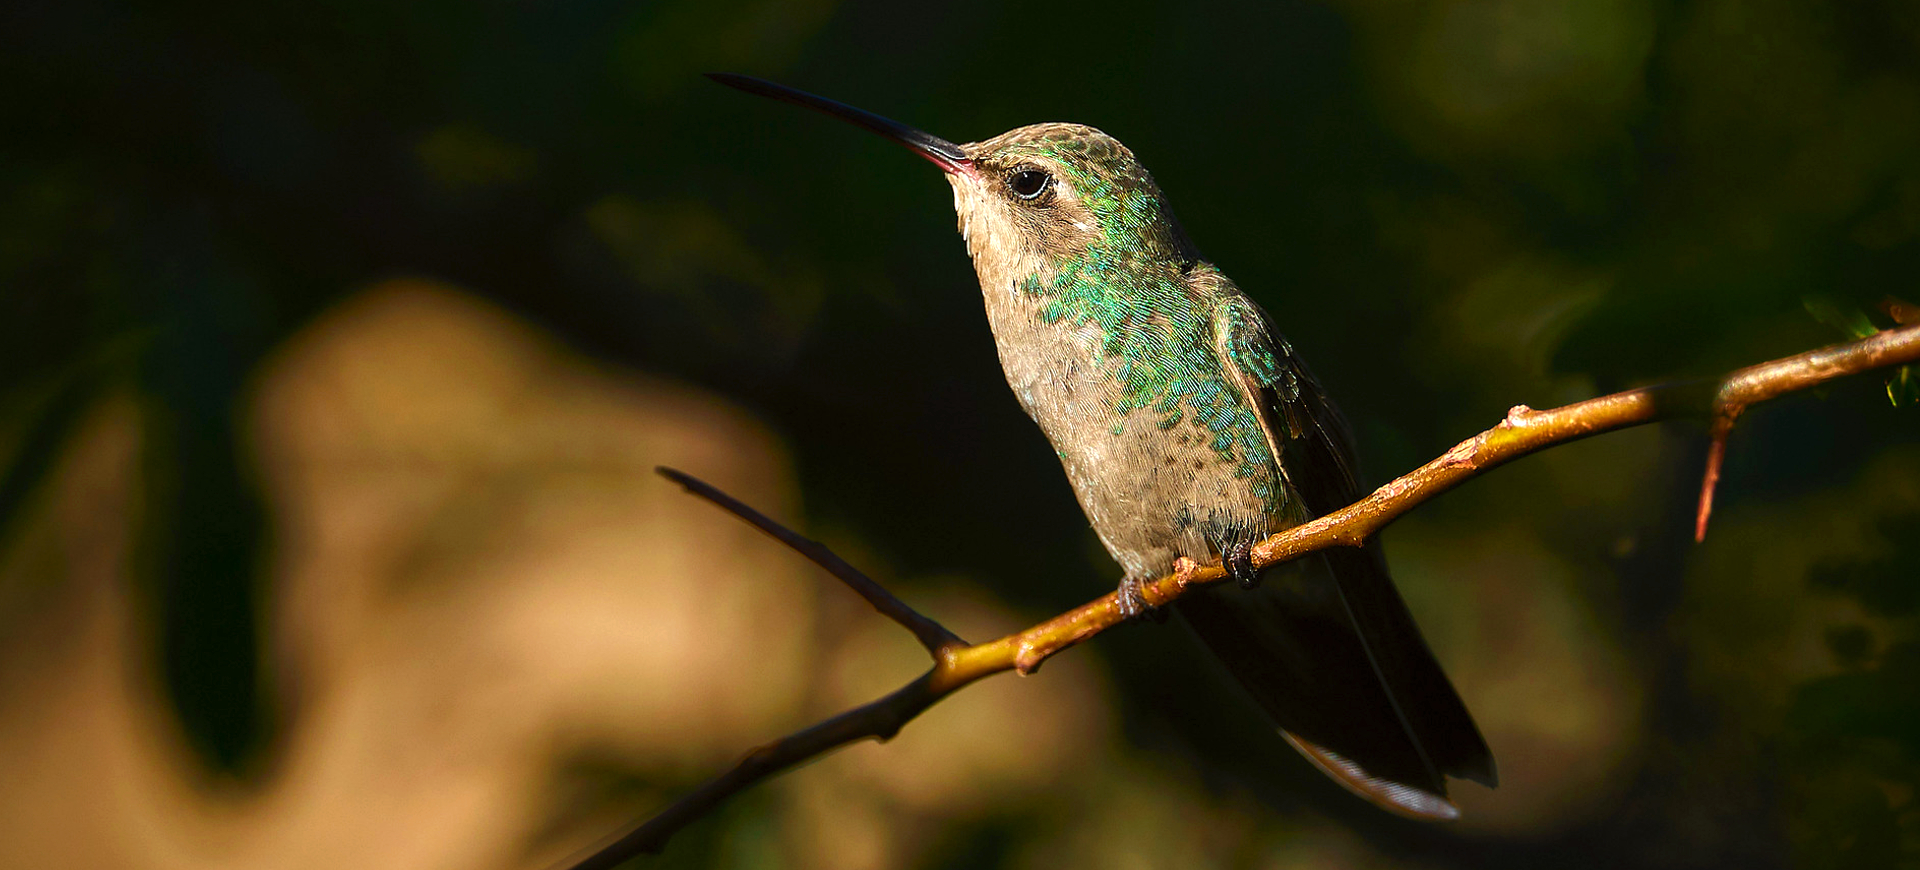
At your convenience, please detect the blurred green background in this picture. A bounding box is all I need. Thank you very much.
[3,0,1919,868]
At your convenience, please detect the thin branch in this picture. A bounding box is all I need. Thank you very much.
[654,466,965,654]
[563,674,945,870]
[1693,322,1920,539]
[565,323,1920,869]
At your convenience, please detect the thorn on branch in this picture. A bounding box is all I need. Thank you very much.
[654,467,966,654]
[1695,421,1733,542]
[1697,382,1756,542]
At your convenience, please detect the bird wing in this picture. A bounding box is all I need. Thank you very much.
[1171,280,1496,819]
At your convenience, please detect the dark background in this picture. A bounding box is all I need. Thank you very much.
[4,1,1918,867]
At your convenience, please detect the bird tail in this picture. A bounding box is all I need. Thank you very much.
[1172,543,1495,819]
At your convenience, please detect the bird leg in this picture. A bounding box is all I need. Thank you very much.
[1115,577,1168,623]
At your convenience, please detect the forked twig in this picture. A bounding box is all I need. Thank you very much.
[1693,324,1920,540]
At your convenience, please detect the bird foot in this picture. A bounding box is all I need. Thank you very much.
[1115,577,1167,623]
[1226,540,1260,590]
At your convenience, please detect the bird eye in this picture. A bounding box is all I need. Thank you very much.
[1007,167,1051,200]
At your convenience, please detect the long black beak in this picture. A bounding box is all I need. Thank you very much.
[706,73,974,176]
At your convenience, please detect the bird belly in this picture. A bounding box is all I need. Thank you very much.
[986,317,1280,581]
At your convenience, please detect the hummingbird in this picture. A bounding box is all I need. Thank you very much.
[709,73,1496,819]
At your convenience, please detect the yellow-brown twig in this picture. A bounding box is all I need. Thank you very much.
[561,323,1920,869]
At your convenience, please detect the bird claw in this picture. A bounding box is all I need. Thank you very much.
[1226,540,1260,590]
[1116,577,1166,623]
